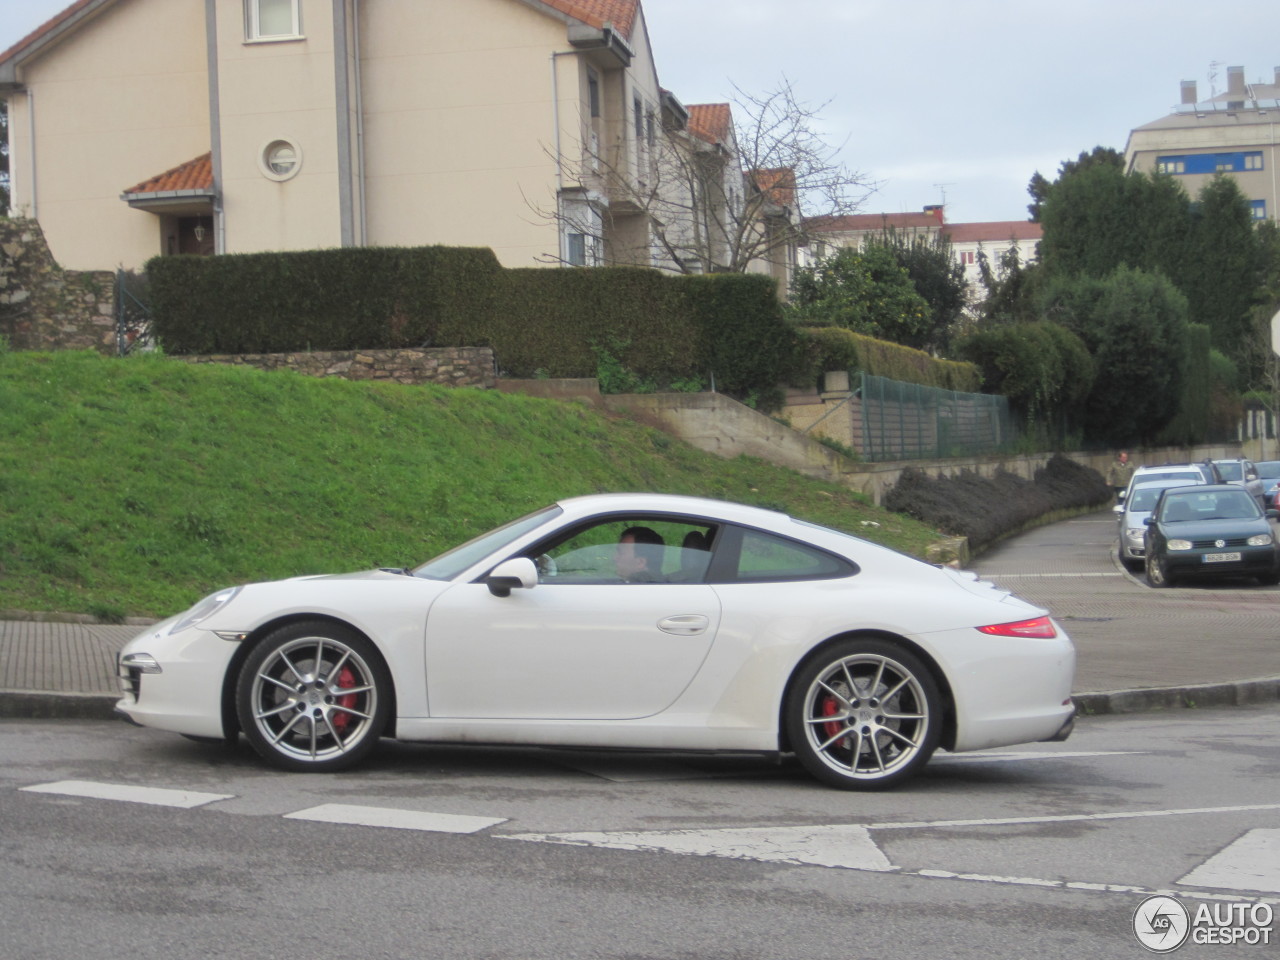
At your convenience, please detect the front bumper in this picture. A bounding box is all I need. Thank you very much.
[115,623,239,739]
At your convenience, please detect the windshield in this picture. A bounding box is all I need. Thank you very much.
[1257,461,1280,480]
[1129,485,1180,511]
[1161,490,1259,522]
[412,505,562,580]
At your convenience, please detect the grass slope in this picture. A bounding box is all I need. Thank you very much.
[0,350,941,619]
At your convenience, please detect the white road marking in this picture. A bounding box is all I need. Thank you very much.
[21,780,232,808]
[936,750,1141,764]
[983,572,1123,579]
[862,803,1280,831]
[912,870,1280,905]
[1180,829,1280,894]
[503,824,893,871]
[283,803,506,834]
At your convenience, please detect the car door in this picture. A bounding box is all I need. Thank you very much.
[421,516,722,720]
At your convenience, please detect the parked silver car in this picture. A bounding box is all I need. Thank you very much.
[1212,459,1266,508]
[1117,478,1203,569]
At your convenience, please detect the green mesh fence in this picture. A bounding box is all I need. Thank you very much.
[859,372,1018,461]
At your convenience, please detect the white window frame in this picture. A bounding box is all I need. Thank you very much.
[245,0,302,42]
[258,138,303,181]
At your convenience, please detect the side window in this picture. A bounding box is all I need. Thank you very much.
[726,528,855,583]
[527,518,717,584]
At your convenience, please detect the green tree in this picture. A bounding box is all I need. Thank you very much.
[1181,175,1261,363]
[1038,266,1190,445]
[954,321,1094,441]
[974,240,1040,326]
[864,230,968,353]
[1027,147,1123,222]
[787,245,931,348]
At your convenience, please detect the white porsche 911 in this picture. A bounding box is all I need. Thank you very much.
[116,493,1076,790]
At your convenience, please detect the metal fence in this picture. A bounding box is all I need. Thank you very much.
[114,269,153,356]
[859,372,1018,461]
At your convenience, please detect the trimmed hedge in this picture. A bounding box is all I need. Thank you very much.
[147,247,501,354]
[797,325,981,392]
[146,248,802,405]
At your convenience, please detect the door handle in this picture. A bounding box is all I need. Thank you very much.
[658,615,709,636]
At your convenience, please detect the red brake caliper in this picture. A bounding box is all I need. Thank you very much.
[821,694,844,742]
[331,666,357,733]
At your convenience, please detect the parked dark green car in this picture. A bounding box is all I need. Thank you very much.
[1144,484,1280,588]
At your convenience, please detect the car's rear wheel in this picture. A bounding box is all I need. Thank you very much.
[1146,553,1174,588]
[237,621,390,772]
[786,638,941,790]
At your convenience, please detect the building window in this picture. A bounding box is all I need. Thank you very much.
[1157,152,1264,175]
[259,138,302,180]
[634,96,643,141]
[587,70,600,119]
[246,0,300,41]
[1252,200,1267,220]
[567,233,587,266]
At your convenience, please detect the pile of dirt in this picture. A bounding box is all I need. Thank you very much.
[883,454,1110,552]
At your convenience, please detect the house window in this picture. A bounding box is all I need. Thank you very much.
[259,138,302,180]
[587,71,600,119]
[634,96,643,141]
[567,233,587,266]
[1252,200,1267,220]
[246,0,300,41]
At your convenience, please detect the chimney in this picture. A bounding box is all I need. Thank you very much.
[1228,65,1245,97]
[1275,66,1280,87]
[1181,80,1197,104]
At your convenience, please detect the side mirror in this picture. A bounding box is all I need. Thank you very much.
[485,557,538,598]
[1143,516,1154,526]
[1112,504,1124,517]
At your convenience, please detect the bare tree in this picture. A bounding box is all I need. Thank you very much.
[540,78,874,278]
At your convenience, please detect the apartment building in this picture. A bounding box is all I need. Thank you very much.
[1125,64,1280,222]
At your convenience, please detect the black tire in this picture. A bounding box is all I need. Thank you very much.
[236,620,391,772]
[785,638,941,790]
[1146,553,1174,588]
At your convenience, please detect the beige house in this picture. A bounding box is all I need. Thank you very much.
[0,0,715,274]
[1125,64,1280,223]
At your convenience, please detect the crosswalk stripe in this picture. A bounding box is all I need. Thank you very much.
[20,779,232,808]
[501,823,893,871]
[1179,829,1280,894]
[283,803,506,834]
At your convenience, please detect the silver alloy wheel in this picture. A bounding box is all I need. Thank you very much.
[245,631,380,766]
[794,645,937,787]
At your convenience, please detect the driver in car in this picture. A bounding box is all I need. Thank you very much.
[614,526,665,582]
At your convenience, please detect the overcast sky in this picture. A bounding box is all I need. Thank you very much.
[4,0,1278,224]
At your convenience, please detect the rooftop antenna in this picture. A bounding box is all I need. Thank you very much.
[1208,60,1222,98]
[933,182,955,207]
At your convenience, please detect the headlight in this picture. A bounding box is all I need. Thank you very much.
[1124,527,1144,542]
[1166,539,1193,551]
[168,586,242,635]
[1248,534,1273,547]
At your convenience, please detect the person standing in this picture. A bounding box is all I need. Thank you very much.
[1106,450,1134,500]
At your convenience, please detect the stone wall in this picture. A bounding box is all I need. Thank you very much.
[181,347,497,388]
[0,219,117,354]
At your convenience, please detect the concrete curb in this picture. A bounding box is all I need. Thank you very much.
[0,691,120,720]
[1073,676,1280,716]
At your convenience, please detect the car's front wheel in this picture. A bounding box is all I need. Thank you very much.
[236,621,391,772]
[786,638,941,790]
[1146,553,1174,588]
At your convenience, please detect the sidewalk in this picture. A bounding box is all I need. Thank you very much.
[1,510,1278,721]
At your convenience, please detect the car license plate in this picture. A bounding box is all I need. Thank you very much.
[1203,552,1241,563]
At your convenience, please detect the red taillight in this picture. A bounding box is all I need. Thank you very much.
[977,616,1057,638]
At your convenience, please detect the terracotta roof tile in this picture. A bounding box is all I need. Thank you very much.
[806,211,944,233]
[941,220,1042,243]
[540,0,638,38]
[0,0,98,66]
[123,153,213,195]
[749,167,796,207]
[686,103,732,146]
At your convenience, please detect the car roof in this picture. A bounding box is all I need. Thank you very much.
[554,492,791,526]
[1159,483,1248,496]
